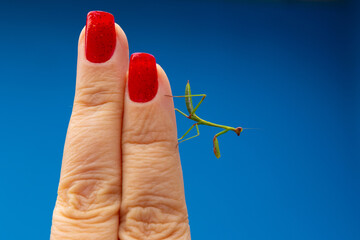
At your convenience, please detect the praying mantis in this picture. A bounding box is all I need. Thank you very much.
[167,81,245,158]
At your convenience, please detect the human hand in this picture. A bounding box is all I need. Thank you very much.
[50,11,190,240]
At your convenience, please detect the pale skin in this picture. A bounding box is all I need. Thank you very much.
[50,24,190,239]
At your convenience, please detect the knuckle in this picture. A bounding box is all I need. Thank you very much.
[120,204,190,240]
[55,175,120,221]
[123,106,176,146]
[74,84,120,108]
[122,141,179,168]
[74,71,122,108]
[51,213,117,240]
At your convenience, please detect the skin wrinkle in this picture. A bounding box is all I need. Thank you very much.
[52,213,114,229]
[51,215,118,240]
[77,68,122,87]
[65,115,119,136]
[73,92,122,110]
[66,115,118,133]
[122,168,180,197]
[120,219,189,240]
[60,167,119,184]
[57,162,120,203]
[122,94,176,144]
[61,118,120,166]
[60,176,118,202]
[74,96,120,109]
[122,196,186,222]
[121,223,187,240]
[61,144,119,173]
[57,183,119,218]
[122,124,177,147]
[55,202,119,222]
[74,77,123,109]
[122,159,179,188]
[120,152,179,174]
[126,215,189,228]
[59,155,118,184]
[122,141,177,155]
[76,64,123,83]
[69,180,99,207]
[123,199,186,220]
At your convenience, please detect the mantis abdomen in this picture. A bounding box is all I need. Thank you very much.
[185,81,194,114]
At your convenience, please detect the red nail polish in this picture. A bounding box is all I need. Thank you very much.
[128,53,158,102]
[85,11,116,63]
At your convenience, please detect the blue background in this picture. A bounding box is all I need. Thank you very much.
[0,0,359,239]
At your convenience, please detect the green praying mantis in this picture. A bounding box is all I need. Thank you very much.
[167,81,246,158]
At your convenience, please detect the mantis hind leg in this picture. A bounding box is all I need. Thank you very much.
[178,123,200,144]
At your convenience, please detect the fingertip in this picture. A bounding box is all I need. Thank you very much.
[77,26,86,60]
[156,63,174,97]
[77,16,129,65]
[115,23,129,52]
[78,26,86,46]
[156,63,167,80]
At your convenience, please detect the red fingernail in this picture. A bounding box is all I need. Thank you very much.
[128,53,158,102]
[85,11,116,63]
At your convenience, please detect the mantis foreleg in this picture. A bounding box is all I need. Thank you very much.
[175,108,188,118]
[190,94,206,115]
[167,94,206,116]
[178,123,200,144]
[213,129,230,158]
[215,129,230,138]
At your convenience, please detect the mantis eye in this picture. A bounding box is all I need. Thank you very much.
[235,127,243,136]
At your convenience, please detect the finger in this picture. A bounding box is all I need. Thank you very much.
[51,11,128,240]
[119,53,191,240]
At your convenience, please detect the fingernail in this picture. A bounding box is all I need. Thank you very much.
[128,53,158,102]
[85,11,116,63]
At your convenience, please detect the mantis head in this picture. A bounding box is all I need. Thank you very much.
[234,127,243,136]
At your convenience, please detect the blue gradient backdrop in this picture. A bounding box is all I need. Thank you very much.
[0,0,359,239]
